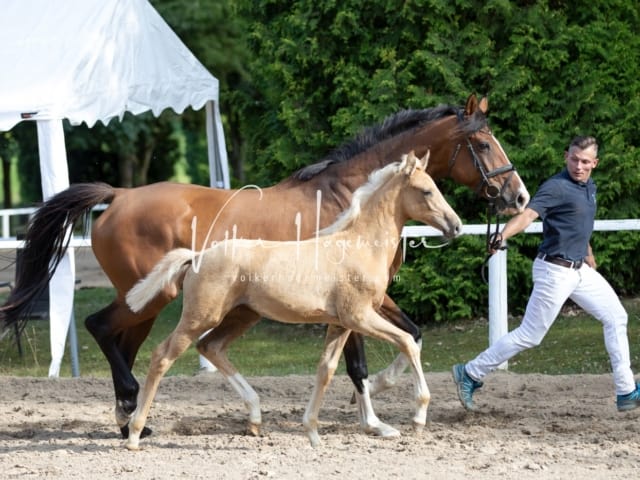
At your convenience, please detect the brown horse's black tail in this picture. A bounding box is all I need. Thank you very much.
[0,182,116,335]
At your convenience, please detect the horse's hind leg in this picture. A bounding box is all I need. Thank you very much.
[84,301,155,439]
[196,306,263,435]
[116,318,157,437]
[126,325,199,450]
[303,325,351,447]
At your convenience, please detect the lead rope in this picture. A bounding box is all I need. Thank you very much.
[480,204,506,283]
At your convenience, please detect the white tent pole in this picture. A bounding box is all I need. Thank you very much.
[199,100,230,372]
[205,100,230,189]
[36,119,79,377]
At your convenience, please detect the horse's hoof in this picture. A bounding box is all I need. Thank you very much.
[412,422,425,436]
[246,423,261,437]
[364,422,401,438]
[120,425,153,440]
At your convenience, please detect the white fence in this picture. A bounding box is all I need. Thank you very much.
[1,206,639,371]
[0,204,107,248]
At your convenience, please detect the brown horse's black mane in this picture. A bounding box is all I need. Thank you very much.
[292,104,486,181]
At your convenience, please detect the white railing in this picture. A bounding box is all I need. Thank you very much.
[0,204,107,246]
[1,206,639,370]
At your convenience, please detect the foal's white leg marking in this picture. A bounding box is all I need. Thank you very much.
[355,378,400,438]
[367,339,423,398]
[406,339,430,429]
[227,373,262,435]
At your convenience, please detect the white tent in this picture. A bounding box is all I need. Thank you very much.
[0,0,229,376]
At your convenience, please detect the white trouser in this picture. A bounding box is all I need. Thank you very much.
[466,257,635,396]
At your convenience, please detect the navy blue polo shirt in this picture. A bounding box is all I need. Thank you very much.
[527,169,597,262]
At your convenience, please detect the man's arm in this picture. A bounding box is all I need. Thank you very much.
[489,207,540,254]
[585,244,597,269]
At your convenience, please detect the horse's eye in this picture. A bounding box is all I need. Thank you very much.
[422,190,433,197]
[478,141,490,151]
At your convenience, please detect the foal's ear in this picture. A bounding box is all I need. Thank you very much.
[402,150,419,175]
[417,150,430,170]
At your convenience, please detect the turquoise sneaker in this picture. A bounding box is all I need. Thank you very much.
[617,383,640,412]
[452,364,483,411]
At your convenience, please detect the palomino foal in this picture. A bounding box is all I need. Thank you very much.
[125,151,462,449]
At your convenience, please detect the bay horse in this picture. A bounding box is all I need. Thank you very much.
[0,94,529,439]
[124,151,462,449]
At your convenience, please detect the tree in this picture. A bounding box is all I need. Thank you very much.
[151,0,252,184]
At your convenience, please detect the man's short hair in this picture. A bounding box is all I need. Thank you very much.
[570,135,598,153]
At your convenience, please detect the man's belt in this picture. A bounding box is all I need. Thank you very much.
[537,252,583,270]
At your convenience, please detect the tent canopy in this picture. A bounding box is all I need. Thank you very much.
[0,0,220,131]
[0,0,228,377]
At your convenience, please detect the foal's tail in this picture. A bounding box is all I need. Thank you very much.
[126,248,194,314]
[0,183,115,334]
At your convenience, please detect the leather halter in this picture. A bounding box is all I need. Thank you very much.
[447,129,517,276]
[447,132,516,207]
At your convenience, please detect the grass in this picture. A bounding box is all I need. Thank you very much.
[1,287,640,378]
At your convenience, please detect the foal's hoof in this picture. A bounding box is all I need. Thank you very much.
[125,442,142,451]
[364,422,401,438]
[120,424,153,440]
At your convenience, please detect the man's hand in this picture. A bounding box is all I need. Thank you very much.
[488,232,504,255]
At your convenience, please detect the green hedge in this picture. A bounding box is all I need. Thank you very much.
[234,0,640,323]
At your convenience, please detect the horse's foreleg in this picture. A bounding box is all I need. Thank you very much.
[303,325,351,447]
[197,307,263,435]
[353,378,401,438]
[342,332,401,437]
[345,308,430,430]
[84,303,153,439]
[126,328,196,450]
[343,332,368,394]
[366,295,422,398]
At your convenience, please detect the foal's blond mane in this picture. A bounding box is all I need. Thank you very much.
[319,160,403,236]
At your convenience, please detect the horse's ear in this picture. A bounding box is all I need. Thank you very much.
[464,94,478,116]
[478,96,489,114]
